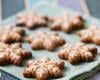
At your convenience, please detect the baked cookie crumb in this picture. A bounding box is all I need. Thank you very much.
[0,25,25,43]
[58,43,97,64]
[26,31,65,51]
[50,13,84,33]
[23,57,64,80]
[77,26,100,45]
[0,42,32,66]
[16,12,48,29]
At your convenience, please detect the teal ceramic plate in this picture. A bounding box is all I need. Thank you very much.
[0,2,100,80]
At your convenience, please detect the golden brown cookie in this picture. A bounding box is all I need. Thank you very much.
[0,42,32,66]
[0,25,25,43]
[16,12,48,29]
[50,13,84,33]
[58,43,97,64]
[77,26,100,45]
[26,31,65,51]
[23,57,64,80]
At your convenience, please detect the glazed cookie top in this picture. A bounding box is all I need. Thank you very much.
[16,12,48,29]
[23,57,64,80]
[0,25,25,43]
[77,26,100,45]
[50,13,84,33]
[58,43,97,64]
[0,42,32,66]
[26,31,65,51]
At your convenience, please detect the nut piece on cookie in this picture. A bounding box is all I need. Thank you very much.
[58,43,97,64]
[50,13,84,33]
[0,42,32,66]
[77,26,100,45]
[16,12,48,29]
[0,25,25,43]
[23,57,64,80]
[26,31,65,51]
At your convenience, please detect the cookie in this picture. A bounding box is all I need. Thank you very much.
[77,26,100,45]
[23,57,64,80]
[50,13,84,33]
[0,25,25,43]
[16,12,48,29]
[58,43,97,64]
[0,42,32,66]
[26,31,65,51]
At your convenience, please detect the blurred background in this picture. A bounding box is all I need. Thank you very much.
[0,0,100,21]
